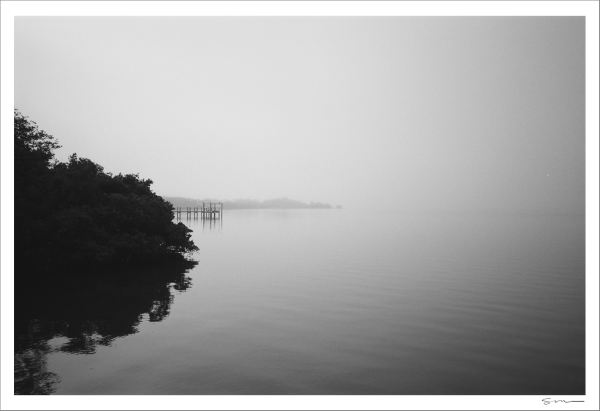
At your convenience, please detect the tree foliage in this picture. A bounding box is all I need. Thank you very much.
[14,110,198,270]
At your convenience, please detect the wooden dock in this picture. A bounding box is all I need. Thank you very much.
[175,202,222,220]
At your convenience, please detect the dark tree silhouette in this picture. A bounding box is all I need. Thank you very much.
[14,110,200,395]
[14,110,198,270]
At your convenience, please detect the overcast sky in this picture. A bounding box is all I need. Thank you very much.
[14,17,584,213]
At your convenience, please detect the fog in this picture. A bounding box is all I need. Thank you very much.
[14,17,584,213]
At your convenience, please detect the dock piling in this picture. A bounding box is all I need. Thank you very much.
[175,202,222,221]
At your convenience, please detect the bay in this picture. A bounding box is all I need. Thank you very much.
[15,209,585,394]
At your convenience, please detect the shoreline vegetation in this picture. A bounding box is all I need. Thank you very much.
[14,110,199,394]
[165,196,342,210]
[14,110,198,272]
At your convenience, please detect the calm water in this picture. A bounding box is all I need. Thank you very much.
[14,209,585,394]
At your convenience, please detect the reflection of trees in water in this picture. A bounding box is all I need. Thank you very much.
[14,260,197,394]
[14,327,60,395]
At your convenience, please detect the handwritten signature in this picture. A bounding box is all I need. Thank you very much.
[542,398,585,405]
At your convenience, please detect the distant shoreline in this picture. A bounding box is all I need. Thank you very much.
[165,196,342,210]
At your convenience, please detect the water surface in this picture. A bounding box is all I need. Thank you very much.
[15,209,585,394]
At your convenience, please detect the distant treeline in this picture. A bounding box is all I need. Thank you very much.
[165,196,341,210]
[14,110,198,271]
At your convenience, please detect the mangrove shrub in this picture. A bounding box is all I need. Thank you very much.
[14,110,198,270]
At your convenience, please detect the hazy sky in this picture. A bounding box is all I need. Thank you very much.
[14,17,585,212]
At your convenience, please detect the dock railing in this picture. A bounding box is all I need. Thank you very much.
[174,202,222,219]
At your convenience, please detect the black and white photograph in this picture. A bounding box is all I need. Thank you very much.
[2,1,598,410]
